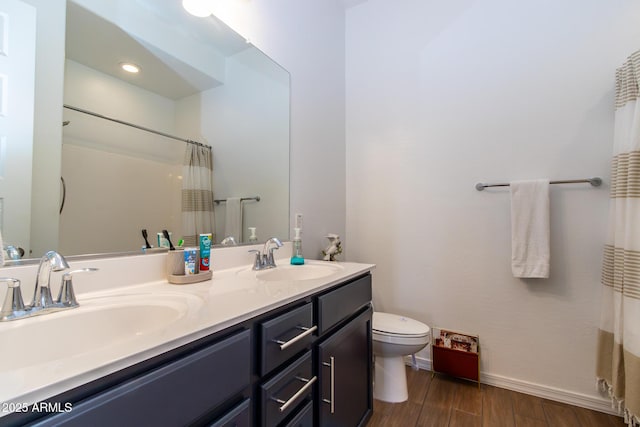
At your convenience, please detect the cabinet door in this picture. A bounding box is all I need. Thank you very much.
[317,307,372,427]
[35,330,251,427]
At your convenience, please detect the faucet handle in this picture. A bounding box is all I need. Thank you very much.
[266,243,282,268]
[57,268,98,308]
[0,278,25,321]
[248,250,262,270]
[264,237,283,249]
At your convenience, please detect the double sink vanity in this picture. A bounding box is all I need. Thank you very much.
[0,244,375,426]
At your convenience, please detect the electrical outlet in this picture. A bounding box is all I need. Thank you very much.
[295,213,303,230]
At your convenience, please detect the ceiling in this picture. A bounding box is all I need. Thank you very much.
[65,0,251,100]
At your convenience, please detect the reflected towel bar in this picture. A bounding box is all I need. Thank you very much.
[475,177,602,191]
[214,196,261,205]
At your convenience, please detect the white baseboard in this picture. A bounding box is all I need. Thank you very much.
[403,355,620,416]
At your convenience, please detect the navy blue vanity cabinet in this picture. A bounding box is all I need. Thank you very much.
[257,302,316,426]
[255,273,373,427]
[31,329,251,427]
[208,398,251,427]
[283,401,313,427]
[315,274,373,427]
[4,270,374,427]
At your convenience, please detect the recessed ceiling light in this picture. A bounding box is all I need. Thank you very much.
[182,0,211,17]
[120,63,140,74]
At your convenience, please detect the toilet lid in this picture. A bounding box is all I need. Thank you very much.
[372,312,430,337]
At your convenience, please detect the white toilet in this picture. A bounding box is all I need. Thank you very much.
[372,312,431,403]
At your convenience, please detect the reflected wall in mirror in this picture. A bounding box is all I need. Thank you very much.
[6,0,289,263]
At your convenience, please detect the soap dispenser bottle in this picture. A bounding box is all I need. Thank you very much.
[290,227,304,265]
[248,227,258,243]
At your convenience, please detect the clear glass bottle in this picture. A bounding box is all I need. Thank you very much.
[290,227,304,265]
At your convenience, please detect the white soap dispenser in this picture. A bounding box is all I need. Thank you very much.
[248,227,258,243]
[290,227,304,265]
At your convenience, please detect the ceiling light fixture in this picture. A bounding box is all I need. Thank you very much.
[182,0,212,17]
[120,63,140,74]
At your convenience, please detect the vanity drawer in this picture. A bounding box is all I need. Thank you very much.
[35,330,251,427]
[317,274,371,335]
[259,302,315,376]
[283,400,313,427]
[260,350,314,427]
[208,398,250,427]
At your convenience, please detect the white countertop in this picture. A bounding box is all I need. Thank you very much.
[0,258,374,415]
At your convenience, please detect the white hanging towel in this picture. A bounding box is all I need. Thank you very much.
[0,228,4,266]
[224,197,243,242]
[510,180,550,278]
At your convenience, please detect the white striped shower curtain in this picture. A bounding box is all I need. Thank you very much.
[182,144,215,247]
[597,50,640,427]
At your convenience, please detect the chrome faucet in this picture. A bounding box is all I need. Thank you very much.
[32,250,69,309]
[263,237,283,267]
[220,236,237,246]
[0,251,98,322]
[249,237,283,270]
[4,245,21,261]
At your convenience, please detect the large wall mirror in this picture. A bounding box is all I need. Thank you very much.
[6,0,290,264]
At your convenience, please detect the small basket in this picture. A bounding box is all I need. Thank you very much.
[168,270,212,285]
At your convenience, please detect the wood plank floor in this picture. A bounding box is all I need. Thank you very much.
[367,367,625,427]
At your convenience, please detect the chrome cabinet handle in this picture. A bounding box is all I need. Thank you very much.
[272,375,317,413]
[272,325,317,350]
[322,356,335,414]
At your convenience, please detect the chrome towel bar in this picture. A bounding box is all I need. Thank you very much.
[214,196,261,204]
[475,177,602,191]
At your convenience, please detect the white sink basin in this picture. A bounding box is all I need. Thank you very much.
[0,292,203,372]
[237,261,344,282]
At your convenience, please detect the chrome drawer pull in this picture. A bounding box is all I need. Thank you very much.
[322,356,335,414]
[272,375,317,413]
[272,325,317,350]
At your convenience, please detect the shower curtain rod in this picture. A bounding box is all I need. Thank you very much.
[63,104,210,149]
[475,177,602,191]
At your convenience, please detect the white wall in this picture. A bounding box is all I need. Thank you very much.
[346,0,640,408]
[190,49,289,243]
[209,0,347,258]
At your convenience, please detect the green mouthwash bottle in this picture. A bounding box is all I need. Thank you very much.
[291,227,305,265]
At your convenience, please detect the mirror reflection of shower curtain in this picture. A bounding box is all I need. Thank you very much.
[182,144,215,247]
[596,49,640,427]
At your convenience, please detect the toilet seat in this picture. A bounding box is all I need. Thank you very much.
[372,312,430,345]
